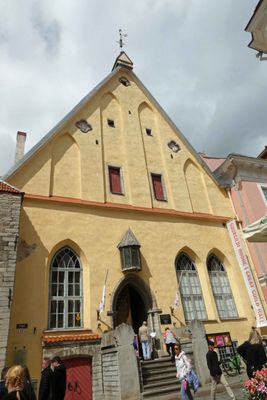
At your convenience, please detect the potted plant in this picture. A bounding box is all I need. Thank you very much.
[243,367,267,399]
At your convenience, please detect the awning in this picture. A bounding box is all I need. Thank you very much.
[243,215,267,242]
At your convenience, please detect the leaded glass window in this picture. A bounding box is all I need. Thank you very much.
[207,254,238,319]
[49,247,83,329]
[176,253,207,321]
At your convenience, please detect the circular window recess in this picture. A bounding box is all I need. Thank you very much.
[75,119,92,133]
[168,140,180,153]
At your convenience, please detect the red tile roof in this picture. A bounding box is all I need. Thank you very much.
[0,181,21,193]
[42,333,100,344]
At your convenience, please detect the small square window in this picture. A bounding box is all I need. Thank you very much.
[146,128,152,136]
[151,173,166,201]
[107,119,115,128]
[109,166,123,194]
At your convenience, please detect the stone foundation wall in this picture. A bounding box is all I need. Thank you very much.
[0,192,22,368]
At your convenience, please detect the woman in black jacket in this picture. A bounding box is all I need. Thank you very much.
[21,367,36,400]
[237,328,267,378]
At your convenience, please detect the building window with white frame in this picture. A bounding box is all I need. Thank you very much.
[207,254,238,320]
[49,246,83,329]
[175,252,207,321]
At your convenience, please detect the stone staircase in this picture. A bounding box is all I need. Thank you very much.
[140,342,194,399]
[140,356,179,399]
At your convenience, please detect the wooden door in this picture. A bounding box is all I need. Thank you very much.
[64,357,92,400]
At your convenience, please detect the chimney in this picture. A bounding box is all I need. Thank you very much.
[15,131,27,163]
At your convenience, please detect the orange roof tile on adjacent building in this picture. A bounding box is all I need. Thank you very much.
[0,180,21,193]
[42,333,100,344]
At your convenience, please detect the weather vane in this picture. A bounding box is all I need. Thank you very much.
[117,29,128,49]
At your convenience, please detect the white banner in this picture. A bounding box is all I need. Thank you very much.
[98,269,109,316]
[227,219,267,327]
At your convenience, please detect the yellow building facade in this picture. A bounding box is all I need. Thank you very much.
[4,53,262,384]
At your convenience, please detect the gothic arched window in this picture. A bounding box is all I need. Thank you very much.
[49,247,83,329]
[175,253,207,321]
[207,254,238,319]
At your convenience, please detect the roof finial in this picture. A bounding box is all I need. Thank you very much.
[117,29,127,49]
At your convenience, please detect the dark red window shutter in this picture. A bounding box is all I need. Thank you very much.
[109,167,122,194]
[152,174,165,200]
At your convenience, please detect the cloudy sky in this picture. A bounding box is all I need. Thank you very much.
[0,0,266,177]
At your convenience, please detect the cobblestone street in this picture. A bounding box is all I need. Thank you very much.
[194,372,246,400]
[154,372,247,400]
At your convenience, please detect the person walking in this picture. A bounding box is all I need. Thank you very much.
[163,327,177,358]
[51,357,66,400]
[138,321,151,361]
[237,328,267,378]
[174,344,194,400]
[206,340,235,400]
[3,365,29,400]
[38,358,54,400]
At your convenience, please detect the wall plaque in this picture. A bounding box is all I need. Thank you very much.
[16,323,28,329]
[160,314,171,324]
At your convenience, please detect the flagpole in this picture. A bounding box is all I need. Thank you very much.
[97,269,109,320]
[171,271,184,315]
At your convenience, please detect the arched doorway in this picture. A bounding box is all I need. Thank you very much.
[112,277,152,334]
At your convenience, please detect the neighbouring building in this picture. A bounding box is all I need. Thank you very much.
[0,181,23,368]
[202,150,267,317]
[245,0,267,58]
[3,52,265,397]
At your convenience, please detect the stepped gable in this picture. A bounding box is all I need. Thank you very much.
[3,52,218,188]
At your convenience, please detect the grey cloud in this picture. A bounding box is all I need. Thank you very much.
[31,4,61,55]
[0,134,15,177]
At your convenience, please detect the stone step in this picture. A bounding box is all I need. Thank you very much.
[142,383,181,398]
[143,371,177,384]
[141,357,175,364]
[141,350,194,399]
[142,364,176,373]
[142,369,176,381]
[143,377,179,390]
[141,358,178,399]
